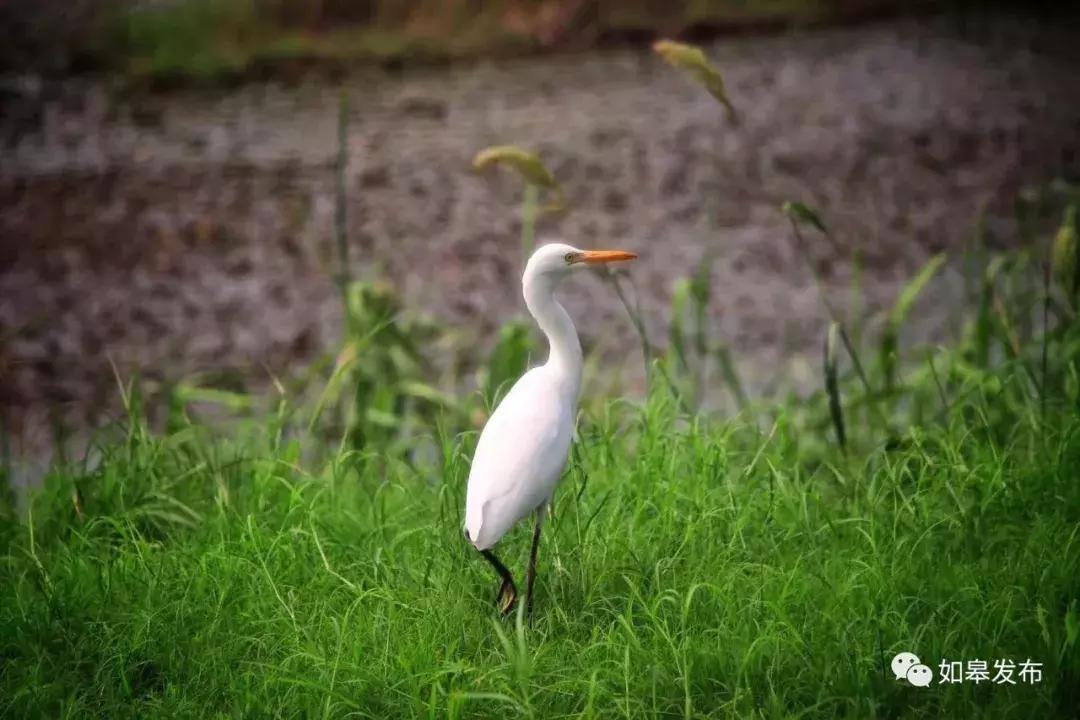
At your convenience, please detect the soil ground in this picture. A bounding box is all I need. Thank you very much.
[2,16,1079,457]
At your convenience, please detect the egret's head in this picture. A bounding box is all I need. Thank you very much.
[524,242,638,282]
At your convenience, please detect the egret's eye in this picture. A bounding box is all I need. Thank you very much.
[564,252,576,264]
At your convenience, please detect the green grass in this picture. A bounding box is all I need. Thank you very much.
[2,356,1079,717]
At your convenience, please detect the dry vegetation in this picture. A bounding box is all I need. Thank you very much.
[1,0,914,83]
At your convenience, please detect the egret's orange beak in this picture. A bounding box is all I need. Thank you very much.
[579,250,638,265]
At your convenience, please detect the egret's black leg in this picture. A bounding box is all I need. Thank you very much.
[525,511,544,619]
[480,549,518,615]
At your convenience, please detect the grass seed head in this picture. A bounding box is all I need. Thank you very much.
[472,145,558,189]
[652,39,737,121]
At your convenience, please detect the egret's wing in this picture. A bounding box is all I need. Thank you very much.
[464,368,573,548]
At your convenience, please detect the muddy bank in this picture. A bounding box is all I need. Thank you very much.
[2,17,1079,451]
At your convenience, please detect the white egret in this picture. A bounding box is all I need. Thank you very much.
[463,242,638,616]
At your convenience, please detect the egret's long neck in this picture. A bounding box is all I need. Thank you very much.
[523,270,582,399]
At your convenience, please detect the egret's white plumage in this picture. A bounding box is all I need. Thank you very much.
[464,365,573,549]
[464,243,637,564]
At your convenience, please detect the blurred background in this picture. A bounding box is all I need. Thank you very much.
[2,0,1079,467]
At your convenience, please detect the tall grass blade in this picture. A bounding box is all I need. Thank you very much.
[889,254,946,328]
[974,256,1007,368]
[925,347,951,418]
[1042,259,1051,418]
[334,89,351,299]
[1052,204,1079,310]
[668,278,691,375]
[824,321,846,451]
[521,183,539,270]
[881,253,945,394]
[690,255,713,400]
[607,270,652,384]
[715,344,748,412]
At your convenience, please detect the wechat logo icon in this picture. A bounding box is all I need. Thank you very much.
[892,652,933,687]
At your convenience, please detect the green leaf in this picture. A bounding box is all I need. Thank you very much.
[781,201,828,234]
[400,381,457,407]
[174,384,253,412]
[890,254,946,328]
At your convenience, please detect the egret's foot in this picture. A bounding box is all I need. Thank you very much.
[480,548,517,615]
[497,578,518,615]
